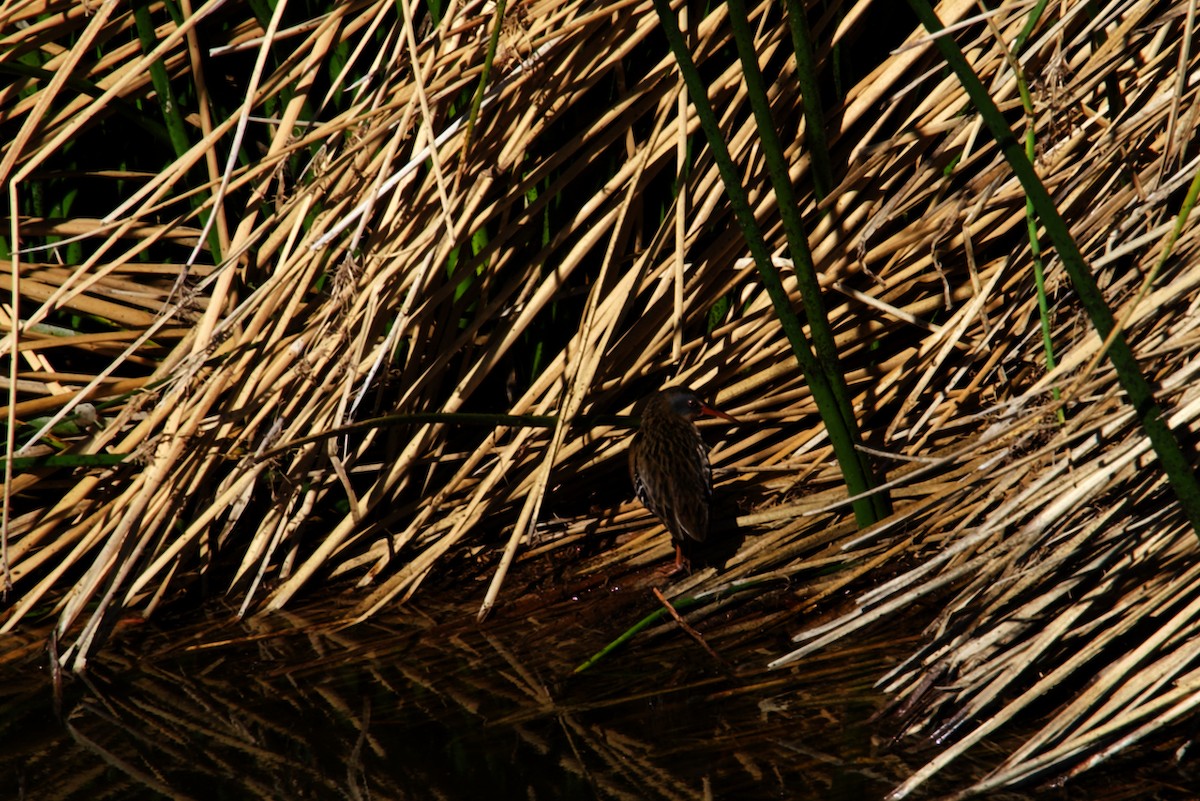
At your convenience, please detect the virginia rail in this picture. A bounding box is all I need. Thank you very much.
[628,387,738,574]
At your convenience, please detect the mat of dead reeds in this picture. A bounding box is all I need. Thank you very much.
[4,0,1200,796]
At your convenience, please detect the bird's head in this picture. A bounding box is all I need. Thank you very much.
[659,387,739,423]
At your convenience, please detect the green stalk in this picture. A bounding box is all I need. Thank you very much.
[1115,155,1200,337]
[132,0,223,261]
[782,0,833,201]
[573,578,779,673]
[729,0,888,520]
[1154,166,1200,276]
[132,1,191,159]
[1027,188,1063,422]
[1012,0,1050,53]
[461,0,507,162]
[996,9,1062,421]
[653,0,886,526]
[573,603,675,674]
[4,454,128,471]
[0,63,171,145]
[907,0,1200,535]
[257,411,632,461]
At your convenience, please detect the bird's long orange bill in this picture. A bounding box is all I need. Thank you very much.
[698,403,739,423]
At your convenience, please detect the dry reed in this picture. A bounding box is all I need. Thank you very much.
[3,0,1200,795]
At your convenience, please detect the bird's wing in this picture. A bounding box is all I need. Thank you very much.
[629,426,713,543]
[671,440,711,542]
[650,449,711,543]
[670,491,709,543]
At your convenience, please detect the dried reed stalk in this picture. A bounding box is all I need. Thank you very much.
[3,0,1200,794]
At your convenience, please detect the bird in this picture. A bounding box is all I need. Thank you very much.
[628,387,739,575]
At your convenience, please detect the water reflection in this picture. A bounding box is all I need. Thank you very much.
[1,587,915,800]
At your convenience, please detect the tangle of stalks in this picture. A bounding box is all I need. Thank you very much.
[3,0,1200,795]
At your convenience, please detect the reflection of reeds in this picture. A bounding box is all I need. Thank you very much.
[4,0,1200,795]
[0,600,900,800]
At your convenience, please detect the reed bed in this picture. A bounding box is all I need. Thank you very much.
[3,0,1200,795]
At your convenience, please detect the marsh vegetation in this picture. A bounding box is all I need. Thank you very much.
[3,0,1200,796]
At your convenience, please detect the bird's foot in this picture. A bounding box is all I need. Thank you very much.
[657,545,690,577]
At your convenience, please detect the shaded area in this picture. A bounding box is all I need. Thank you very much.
[2,584,1197,800]
[2,591,893,799]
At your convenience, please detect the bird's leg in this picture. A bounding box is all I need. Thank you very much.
[658,544,690,577]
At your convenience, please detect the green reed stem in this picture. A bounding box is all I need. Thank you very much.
[907,0,1200,536]
[653,0,886,526]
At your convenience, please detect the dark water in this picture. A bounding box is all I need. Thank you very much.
[0,578,1188,800]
